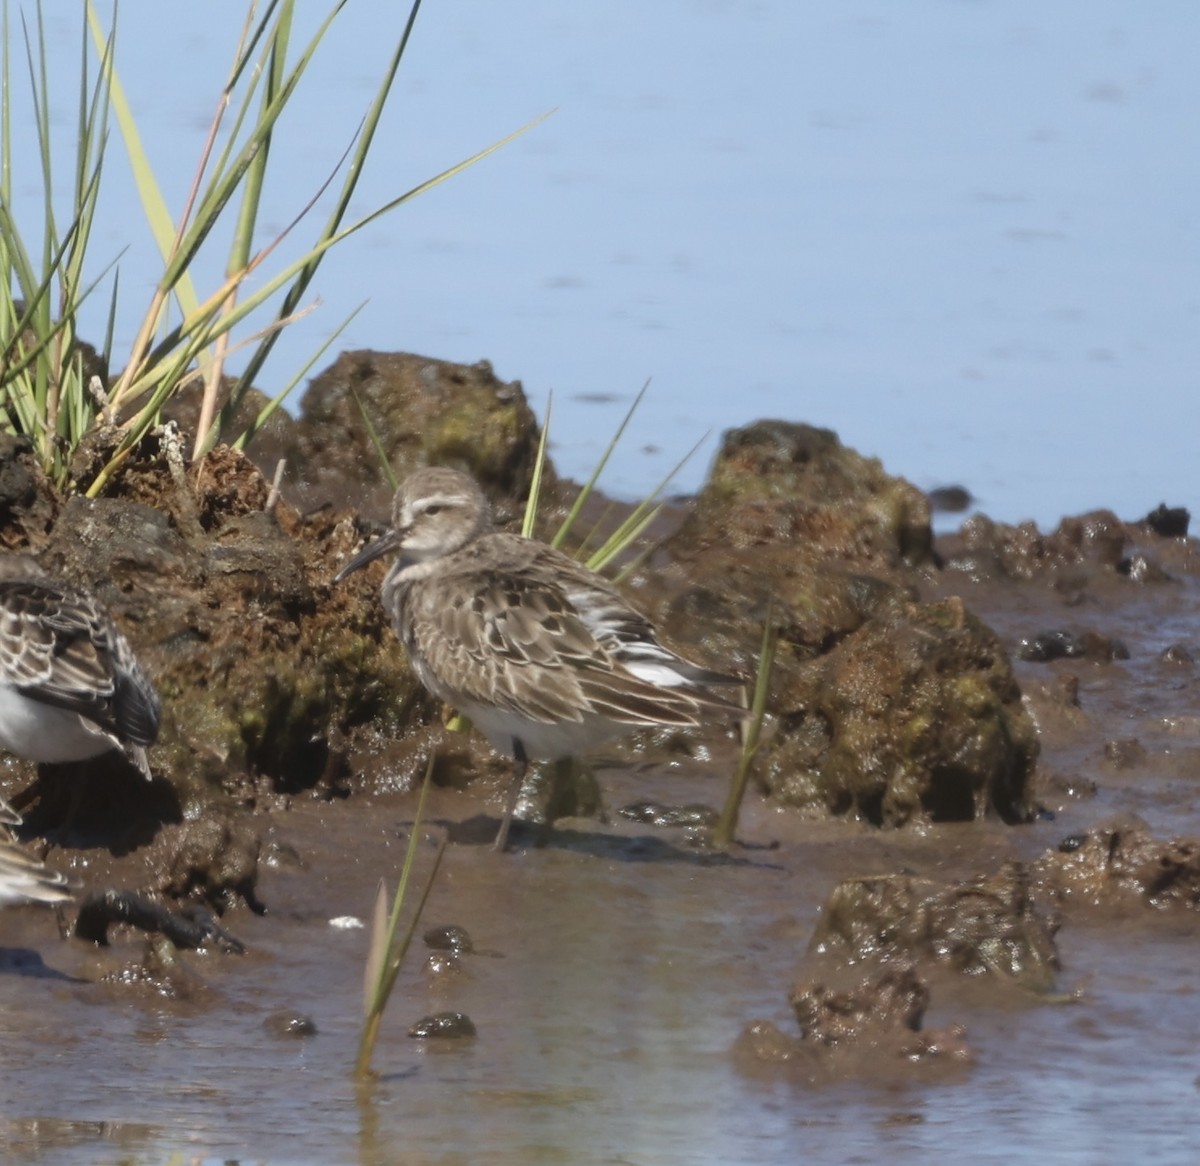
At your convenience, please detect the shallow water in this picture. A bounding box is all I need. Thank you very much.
[5,804,1200,1165]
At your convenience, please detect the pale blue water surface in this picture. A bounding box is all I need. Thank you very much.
[6,0,1198,528]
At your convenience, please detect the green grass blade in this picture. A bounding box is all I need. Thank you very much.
[22,0,548,499]
[714,598,776,847]
[229,303,364,454]
[587,502,664,575]
[25,7,55,275]
[363,880,389,1020]
[84,1,201,317]
[229,4,286,275]
[105,109,557,424]
[551,378,650,549]
[198,2,281,192]
[521,391,553,537]
[163,3,352,292]
[584,430,708,573]
[0,217,118,392]
[234,0,424,398]
[376,828,446,1008]
[191,5,291,460]
[232,106,556,405]
[100,268,120,374]
[1,1,10,207]
[356,751,445,1077]
[349,380,400,493]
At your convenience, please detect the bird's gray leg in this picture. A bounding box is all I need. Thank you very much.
[493,739,529,853]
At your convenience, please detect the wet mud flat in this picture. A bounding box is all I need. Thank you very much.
[1,363,1199,1164]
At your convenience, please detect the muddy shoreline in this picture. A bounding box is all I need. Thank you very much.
[2,352,1199,1164]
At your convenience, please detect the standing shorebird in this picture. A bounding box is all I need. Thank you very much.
[0,555,161,780]
[335,466,742,850]
[0,799,71,907]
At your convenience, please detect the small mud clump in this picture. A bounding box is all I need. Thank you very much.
[810,863,1060,993]
[1035,817,1200,913]
[737,964,972,1079]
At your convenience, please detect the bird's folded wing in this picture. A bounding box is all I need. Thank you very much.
[411,566,701,727]
[0,582,159,744]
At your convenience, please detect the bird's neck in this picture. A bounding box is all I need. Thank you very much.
[381,557,438,608]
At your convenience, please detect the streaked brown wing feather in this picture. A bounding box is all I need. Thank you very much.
[405,560,686,727]
[574,672,700,726]
[0,838,72,905]
[0,580,160,745]
[394,529,738,731]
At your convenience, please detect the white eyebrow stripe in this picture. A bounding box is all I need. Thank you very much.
[415,493,465,512]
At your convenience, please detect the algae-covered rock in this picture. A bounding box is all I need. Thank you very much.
[160,816,262,911]
[0,433,59,549]
[288,350,550,516]
[940,509,1130,582]
[790,963,930,1044]
[636,419,1035,829]
[651,546,912,679]
[671,420,933,568]
[2,446,431,838]
[761,596,1038,825]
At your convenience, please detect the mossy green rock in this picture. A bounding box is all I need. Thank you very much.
[288,350,550,517]
[762,596,1038,825]
[672,419,932,568]
[12,450,430,830]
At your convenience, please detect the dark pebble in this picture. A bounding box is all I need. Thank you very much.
[1162,643,1195,666]
[1080,632,1130,662]
[1143,503,1190,538]
[409,1011,477,1039]
[262,1010,318,1038]
[1017,630,1085,662]
[427,951,464,976]
[1117,554,1172,584]
[423,925,474,954]
[1018,630,1127,663]
[926,485,973,513]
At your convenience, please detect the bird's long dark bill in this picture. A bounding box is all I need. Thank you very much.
[334,528,401,582]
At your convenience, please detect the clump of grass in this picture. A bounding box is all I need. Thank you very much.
[713,598,777,847]
[538,380,707,575]
[1,0,545,496]
[356,752,447,1079]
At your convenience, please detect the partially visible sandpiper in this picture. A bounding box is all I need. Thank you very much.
[0,555,161,779]
[0,798,71,907]
[335,466,742,850]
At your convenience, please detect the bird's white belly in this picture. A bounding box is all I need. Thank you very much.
[0,686,114,763]
[457,700,626,761]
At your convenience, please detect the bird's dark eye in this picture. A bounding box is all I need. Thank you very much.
[424,504,444,516]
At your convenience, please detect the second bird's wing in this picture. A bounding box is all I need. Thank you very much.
[0,580,161,746]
